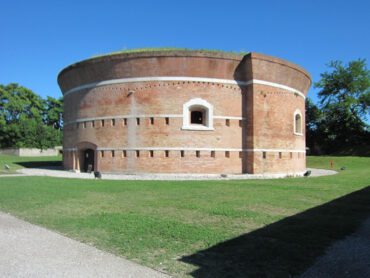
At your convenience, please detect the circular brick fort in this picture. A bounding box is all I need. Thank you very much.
[58,50,311,175]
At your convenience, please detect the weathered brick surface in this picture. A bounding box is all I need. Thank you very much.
[59,51,311,174]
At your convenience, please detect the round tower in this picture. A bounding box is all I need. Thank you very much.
[58,50,311,175]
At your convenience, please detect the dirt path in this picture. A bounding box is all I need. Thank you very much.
[5,167,337,180]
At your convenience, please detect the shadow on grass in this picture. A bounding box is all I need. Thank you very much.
[180,186,370,278]
[15,160,62,170]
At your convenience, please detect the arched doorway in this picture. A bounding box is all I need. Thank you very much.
[75,142,97,172]
[83,149,95,172]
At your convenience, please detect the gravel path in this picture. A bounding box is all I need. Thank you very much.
[0,174,31,178]
[0,211,170,278]
[8,167,337,180]
[300,216,370,278]
[305,168,338,177]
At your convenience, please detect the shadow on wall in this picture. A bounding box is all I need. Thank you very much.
[180,186,370,278]
[234,55,252,174]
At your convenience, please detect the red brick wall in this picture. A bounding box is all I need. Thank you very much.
[246,53,309,174]
[59,51,311,174]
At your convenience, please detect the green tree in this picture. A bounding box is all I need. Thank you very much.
[45,96,63,130]
[313,59,370,154]
[305,98,323,154]
[0,83,63,149]
[0,83,45,123]
[315,59,369,123]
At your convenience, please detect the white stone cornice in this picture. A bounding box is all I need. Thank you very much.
[62,76,305,99]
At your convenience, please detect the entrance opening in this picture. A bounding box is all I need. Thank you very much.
[83,149,95,172]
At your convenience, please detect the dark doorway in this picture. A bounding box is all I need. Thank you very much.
[83,149,94,172]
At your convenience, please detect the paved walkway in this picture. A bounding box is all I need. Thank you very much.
[8,167,337,180]
[0,212,170,278]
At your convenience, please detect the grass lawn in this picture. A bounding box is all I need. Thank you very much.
[90,47,248,59]
[0,154,62,175]
[0,155,369,277]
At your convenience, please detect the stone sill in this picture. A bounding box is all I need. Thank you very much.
[181,126,214,131]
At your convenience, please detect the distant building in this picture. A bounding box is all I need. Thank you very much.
[58,50,311,175]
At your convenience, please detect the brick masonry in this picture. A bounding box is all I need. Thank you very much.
[58,51,311,174]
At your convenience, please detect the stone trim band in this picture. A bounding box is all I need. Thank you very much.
[63,76,306,99]
[63,147,306,153]
[64,115,246,126]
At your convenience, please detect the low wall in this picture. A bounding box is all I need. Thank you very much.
[0,147,62,157]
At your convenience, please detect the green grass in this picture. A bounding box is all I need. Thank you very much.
[0,156,369,277]
[91,47,249,59]
[0,154,62,175]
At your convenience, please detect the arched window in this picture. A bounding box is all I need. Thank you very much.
[182,98,214,130]
[294,109,303,135]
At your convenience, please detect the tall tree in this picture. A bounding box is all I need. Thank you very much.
[0,83,63,149]
[45,96,63,130]
[305,98,323,154]
[313,59,369,154]
[0,83,45,123]
[315,59,369,122]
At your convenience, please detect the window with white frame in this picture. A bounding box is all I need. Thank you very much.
[294,109,303,135]
[182,98,214,130]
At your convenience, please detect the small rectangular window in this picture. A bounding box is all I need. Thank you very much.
[225,151,230,158]
[279,152,282,159]
[263,152,266,159]
[180,150,184,157]
[165,117,169,125]
[239,120,243,127]
[101,120,105,127]
[124,118,127,126]
[211,151,215,158]
[165,150,169,157]
[111,119,115,126]
[101,151,104,157]
[136,150,140,157]
[196,151,200,158]
[136,118,140,125]
[150,150,154,157]
[111,150,115,157]
[92,121,95,128]
[239,151,243,158]
[226,119,230,126]
[290,152,293,159]
[122,150,127,157]
[83,122,86,128]
[150,117,154,125]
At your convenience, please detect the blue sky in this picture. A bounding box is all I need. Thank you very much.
[1,0,369,105]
